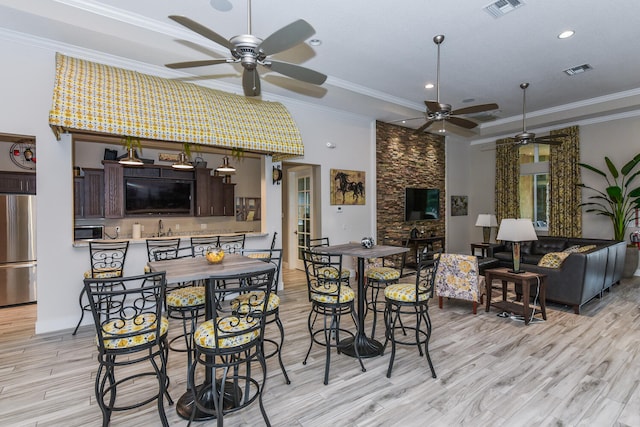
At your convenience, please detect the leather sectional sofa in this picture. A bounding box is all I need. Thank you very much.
[488,237,626,314]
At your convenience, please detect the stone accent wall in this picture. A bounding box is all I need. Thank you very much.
[376,121,445,243]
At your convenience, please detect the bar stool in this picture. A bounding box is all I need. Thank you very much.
[302,249,365,385]
[188,266,275,426]
[217,233,246,253]
[384,253,440,378]
[83,271,173,426]
[73,240,129,335]
[236,248,290,384]
[365,263,401,339]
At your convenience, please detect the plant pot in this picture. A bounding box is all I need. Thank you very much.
[622,245,639,278]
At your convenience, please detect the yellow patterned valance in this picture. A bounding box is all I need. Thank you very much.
[48,53,303,160]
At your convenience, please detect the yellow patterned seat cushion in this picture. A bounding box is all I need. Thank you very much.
[194,317,260,349]
[231,291,280,313]
[311,284,355,304]
[316,266,350,279]
[247,252,271,259]
[84,268,122,279]
[538,251,571,268]
[385,282,430,303]
[99,314,168,350]
[366,266,400,281]
[166,286,206,308]
[578,245,597,252]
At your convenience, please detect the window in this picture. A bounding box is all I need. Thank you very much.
[519,145,549,230]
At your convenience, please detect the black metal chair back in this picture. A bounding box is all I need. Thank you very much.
[190,235,219,258]
[302,249,347,304]
[88,240,129,278]
[217,233,246,253]
[308,237,330,251]
[146,238,180,262]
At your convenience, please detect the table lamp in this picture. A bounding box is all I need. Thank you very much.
[496,218,538,273]
[475,214,498,243]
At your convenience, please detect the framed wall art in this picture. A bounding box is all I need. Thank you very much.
[450,195,468,216]
[330,169,365,205]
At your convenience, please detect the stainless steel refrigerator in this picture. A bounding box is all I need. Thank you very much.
[0,194,36,307]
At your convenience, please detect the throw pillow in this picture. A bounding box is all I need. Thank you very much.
[577,245,597,252]
[538,251,571,268]
[564,245,581,253]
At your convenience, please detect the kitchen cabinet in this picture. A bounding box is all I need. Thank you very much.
[222,183,235,216]
[195,168,214,216]
[74,169,104,218]
[103,162,124,218]
[0,171,36,194]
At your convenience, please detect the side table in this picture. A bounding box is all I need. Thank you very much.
[470,242,501,258]
[484,268,547,325]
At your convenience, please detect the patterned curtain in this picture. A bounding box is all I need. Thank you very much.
[548,126,581,237]
[495,138,520,223]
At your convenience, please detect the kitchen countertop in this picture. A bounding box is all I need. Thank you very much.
[72,231,268,247]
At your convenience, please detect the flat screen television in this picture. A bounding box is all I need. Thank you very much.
[124,178,193,215]
[405,188,440,221]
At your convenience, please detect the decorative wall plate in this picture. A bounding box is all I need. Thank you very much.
[10,142,36,170]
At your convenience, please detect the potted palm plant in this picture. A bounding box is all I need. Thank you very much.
[578,154,640,276]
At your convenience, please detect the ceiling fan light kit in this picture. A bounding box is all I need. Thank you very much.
[165,0,327,97]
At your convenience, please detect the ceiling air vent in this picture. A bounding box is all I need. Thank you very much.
[484,0,524,18]
[563,64,593,76]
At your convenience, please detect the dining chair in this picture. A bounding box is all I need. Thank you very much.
[73,240,129,335]
[236,247,290,384]
[384,252,440,379]
[246,232,278,259]
[217,233,246,253]
[188,266,275,427]
[434,253,485,314]
[83,271,172,426]
[302,249,365,385]
[307,237,350,282]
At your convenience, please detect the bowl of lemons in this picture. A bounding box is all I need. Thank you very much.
[205,249,225,264]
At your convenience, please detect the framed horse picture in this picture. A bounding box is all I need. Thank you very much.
[331,169,366,205]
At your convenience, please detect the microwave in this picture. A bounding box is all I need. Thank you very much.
[74,225,104,241]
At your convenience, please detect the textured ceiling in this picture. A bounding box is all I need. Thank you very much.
[2,0,640,142]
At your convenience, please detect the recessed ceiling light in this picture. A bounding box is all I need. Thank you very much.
[558,30,575,39]
[425,83,434,89]
[309,39,322,46]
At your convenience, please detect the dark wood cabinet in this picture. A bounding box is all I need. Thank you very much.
[0,171,36,194]
[222,183,235,216]
[75,169,104,218]
[195,168,214,217]
[103,162,124,218]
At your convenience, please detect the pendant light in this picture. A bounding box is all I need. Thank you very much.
[118,147,144,166]
[216,156,236,173]
[172,151,194,169]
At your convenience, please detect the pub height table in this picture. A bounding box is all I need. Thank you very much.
[318,242,409,357]
[148,253,275,421]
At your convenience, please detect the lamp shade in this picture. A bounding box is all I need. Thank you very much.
[496,218,538,242]
[475,214,498,227]
[216,156,236,173]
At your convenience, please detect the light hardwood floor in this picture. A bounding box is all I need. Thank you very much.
[1,269,640,426]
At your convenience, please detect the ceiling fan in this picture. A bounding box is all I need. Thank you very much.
[165,0,327,97]
[415,35,499,134]
[505,83,567,145]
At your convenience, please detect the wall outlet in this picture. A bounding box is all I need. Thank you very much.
[115,226,121,233]
[200,223,207,229]
[175,224,180,230]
